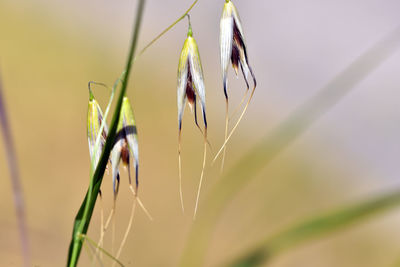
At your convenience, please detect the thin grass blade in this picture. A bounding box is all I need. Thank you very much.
[226,189,400,267]
[180,26,400,267]
[0,72,30,267]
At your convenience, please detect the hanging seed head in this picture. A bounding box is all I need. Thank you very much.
[111,96,139,196]
[177,17,207,131]
[220,0,256,95]
[87,90,108,168]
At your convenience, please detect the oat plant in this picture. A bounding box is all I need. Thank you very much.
[177,15,208,217]
[67,0,145,265]
[214,0,257,172]
[62,1,400,266]
[67,0,201,266]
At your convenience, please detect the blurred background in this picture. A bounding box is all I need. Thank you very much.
[1,0,400,266]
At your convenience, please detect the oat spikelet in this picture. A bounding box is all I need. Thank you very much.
[87,84,109,170]
[214,0,257,166]
[110,96,152,219]
[177,16,208,216]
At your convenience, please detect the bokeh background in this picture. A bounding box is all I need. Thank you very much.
[1,0,400,266]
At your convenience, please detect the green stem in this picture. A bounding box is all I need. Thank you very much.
[90,74,124,177]
[67,1,145,266]
[134,0,198,60]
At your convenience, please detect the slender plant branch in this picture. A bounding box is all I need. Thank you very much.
[0,72,30,267]
[226,189,400,266]
[179,26,400,267]
[67,1,145,266]
[134,0,198,60]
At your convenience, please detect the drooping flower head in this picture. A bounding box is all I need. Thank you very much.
[220,0,256,96]
[214,0,257,170]
[110,96,139,197]
[87,84,108,169]
[177,16,207,133]
[176,16,208,214]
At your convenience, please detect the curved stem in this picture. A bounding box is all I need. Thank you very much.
[134,0,199,61]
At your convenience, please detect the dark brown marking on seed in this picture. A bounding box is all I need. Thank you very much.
[231,43,240,75]
[233,20,249,63]
[186,61,196,105]
[114,125,137,145]
[121,141,130,166]
[232,19,255,89]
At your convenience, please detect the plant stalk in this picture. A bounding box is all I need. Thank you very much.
[67,1,145,266]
